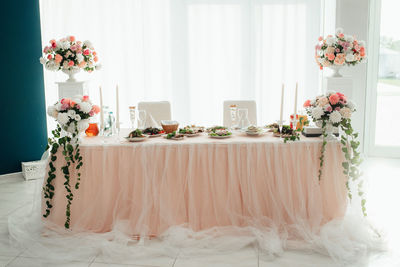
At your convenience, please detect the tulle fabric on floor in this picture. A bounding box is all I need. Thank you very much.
[8,135,385,265]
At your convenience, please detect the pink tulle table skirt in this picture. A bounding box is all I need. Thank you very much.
[44,132,347,236]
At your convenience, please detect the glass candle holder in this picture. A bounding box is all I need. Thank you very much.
[85,123,99,137]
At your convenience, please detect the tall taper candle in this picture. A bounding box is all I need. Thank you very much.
[116,84,120,131]
[280,83,284,124]
[294,82,298,118]
[99,86,104,131]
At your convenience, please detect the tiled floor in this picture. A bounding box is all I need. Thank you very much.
[1,157,400,267]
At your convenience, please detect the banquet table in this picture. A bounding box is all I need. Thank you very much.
[43,129,347,237]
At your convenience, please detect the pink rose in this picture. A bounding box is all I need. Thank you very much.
[83,95,89,102]
[83,49,90,56]
[69,36,75,42]
[338,33,345,38]
[61,103,69,110]
[70,45,77,51]
[91,105,100,114]
[326,106,332,112]
[68,60,74,67]
[329,94,340,105]
[89,111,95,116]
[60,98,70,105]
[327,53,335,61]
[43,46,50,53]
[303,99,311,107]
[47,54,52,60]
[55,54,63,63]
[76,104,80,110]
[318,36,323,42]
[335,107,341,111]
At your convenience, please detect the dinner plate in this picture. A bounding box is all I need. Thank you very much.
[144,133,163,138]
[163,136,185,140]
[209,135,232,139]
[184,133,199,137]
[125,136,147,142]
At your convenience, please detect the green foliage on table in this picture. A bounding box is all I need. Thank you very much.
[43,122,83,229]
[166,131,176,139]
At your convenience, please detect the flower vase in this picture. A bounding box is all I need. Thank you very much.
[324,122,337,141]
[328,65,343,78]
[62,68,80,82]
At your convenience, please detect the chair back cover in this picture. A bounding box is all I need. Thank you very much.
[137,101,172,128]
[223,100,257,127]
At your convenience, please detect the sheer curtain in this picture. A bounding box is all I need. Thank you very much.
[40,0,321,129]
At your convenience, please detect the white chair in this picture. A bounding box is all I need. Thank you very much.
[137,101,172,127]
[223,100,257,127]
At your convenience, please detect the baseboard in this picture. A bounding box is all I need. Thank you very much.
[0,172,24,180]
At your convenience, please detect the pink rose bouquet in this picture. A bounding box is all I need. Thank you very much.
[315,28,366,70]
[39,36,100,73]
[303,91,355,127]
[47,95,100,134]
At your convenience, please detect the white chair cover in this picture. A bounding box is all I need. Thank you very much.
[137,101,172,128]
[223,100,257,127]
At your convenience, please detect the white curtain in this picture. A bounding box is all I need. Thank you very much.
[40,0,321,129]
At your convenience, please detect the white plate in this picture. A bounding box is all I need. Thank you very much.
[183,133,199,137]
[209,134,232,139]
[144,133,163,138]
[163,136,185,140]
[125,136,147,142]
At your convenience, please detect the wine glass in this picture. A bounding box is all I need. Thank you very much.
[137,110,147,129]
[229,104,238,128]
[129,106,136,129]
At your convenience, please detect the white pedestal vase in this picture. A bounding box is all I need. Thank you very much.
[62,68,81,82]
[327,65,344,77]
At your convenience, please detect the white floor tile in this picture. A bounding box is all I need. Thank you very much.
[174,248,258,267]
[91,262,158,267]
[0,255,15,267]
[6,257,89,267]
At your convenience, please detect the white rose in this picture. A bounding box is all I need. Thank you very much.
[311,106,325,120]
[74,114,81,121]
[329,110,342,123]
[345,35,354,43]
[47,106,57,118]
[326,36,336,46]
[336,28,344,35]
[77,120,90,132]
[45,61,59,71]
[67,123,76,133]
[340,107,352,119]
[78,102,92,113]
[39,57,46,65]
[346,100,356,111]
[57,112,70,125]
[345,53,355,62]
[76,53,84,63]
[83,40,93,49]
[67,109,76,117]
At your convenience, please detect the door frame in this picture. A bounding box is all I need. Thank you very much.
[364,0,400,158]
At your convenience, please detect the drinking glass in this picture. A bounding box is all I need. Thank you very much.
[137,110,147,129]
[129,106,136,129]
[237,108,250,129]
[229,104,238,128]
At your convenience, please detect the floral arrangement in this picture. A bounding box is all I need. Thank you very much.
[303,91,366,216]
[315,28,366,70]
[39,36,100,72]
[44,95,100,229]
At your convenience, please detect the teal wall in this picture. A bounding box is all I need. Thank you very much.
[0,0,47,174]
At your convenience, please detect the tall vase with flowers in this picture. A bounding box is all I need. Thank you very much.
[303,91,366,216]
[39,36,101,82]
[44,95,100,228]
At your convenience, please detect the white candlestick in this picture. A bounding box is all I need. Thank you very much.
[280,83,284,124]
[99,86,104,131]
[294,82,298,118]
[116,84,120,131]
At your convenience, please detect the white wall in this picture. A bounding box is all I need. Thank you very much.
[334,0,370,150]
